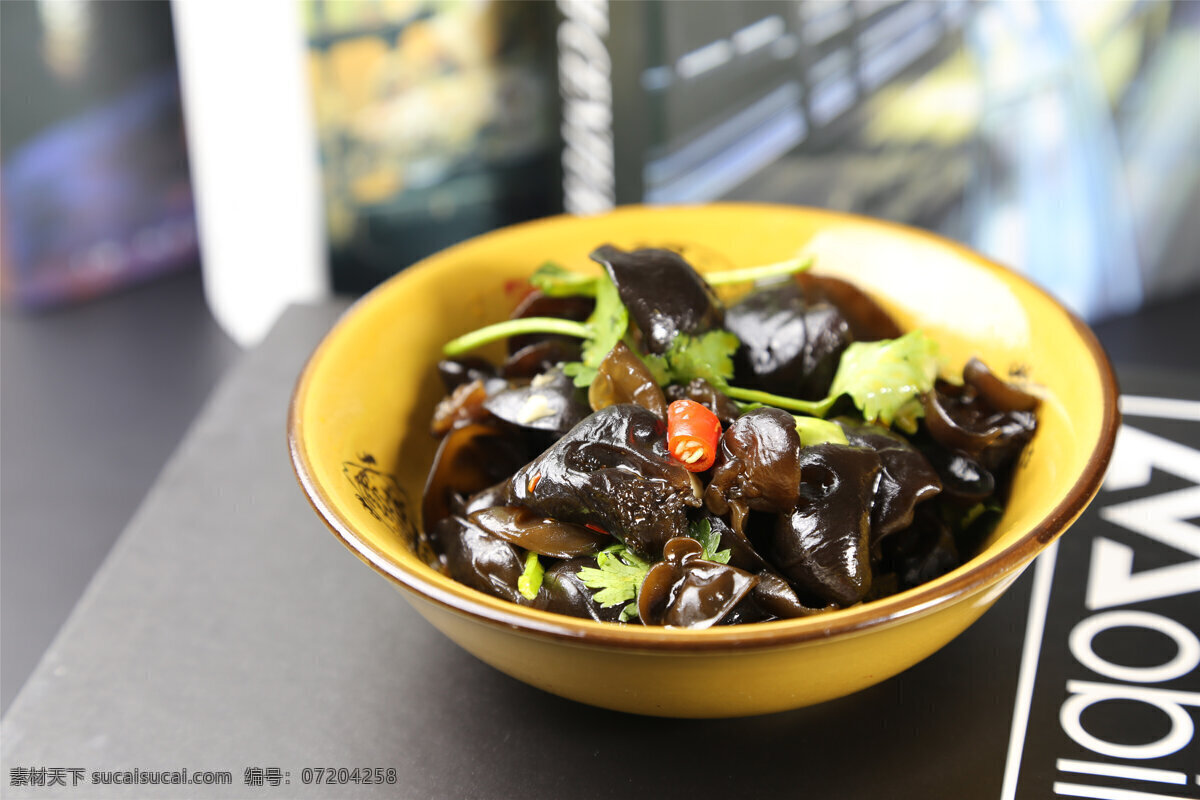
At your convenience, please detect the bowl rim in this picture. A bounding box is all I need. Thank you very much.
[288,203,1120,652]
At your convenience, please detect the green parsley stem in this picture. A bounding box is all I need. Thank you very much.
[537,273,599,297]
[705,255,813,286]
[723,385,834,417]
[517,551,545,601]
[443,317,592,356]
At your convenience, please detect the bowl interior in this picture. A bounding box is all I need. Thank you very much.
[290,204,1117,644]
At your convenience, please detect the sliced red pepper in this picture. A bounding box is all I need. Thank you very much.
[666,398,722,472]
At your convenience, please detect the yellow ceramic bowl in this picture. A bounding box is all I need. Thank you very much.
[289,204,1119,718]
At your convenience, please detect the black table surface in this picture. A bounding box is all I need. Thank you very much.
[0,270,241,712]
[1,276,1198,799]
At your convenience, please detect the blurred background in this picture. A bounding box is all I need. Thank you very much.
[1,0,1198,710]
[4,0,1199,327]
[305,0,1200,322]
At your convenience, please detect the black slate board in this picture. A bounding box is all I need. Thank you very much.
[1001,369,1200,800]
[2,307,1196,799]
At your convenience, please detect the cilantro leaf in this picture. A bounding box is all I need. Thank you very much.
[637,351,671,386]
[561,361,598,388]
[576,545,651,608]
[660,330,741,388]
[517,551,544,601]
[579,277,629,370]
[688,519,731,564]
[560,277,632,386]
[630,329,742,389]
[724,330,942,433]
[827,330,941,433]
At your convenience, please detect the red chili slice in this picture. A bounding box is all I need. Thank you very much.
[666,399,722,472]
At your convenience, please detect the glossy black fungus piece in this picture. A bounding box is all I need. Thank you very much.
[724,282,852,400]
[422,423,535,531]
[922,390,1002,455]
[536,557,626,622]
[963,358,1039,413]
[431,378,503,436]
[507,404,701,559]
[797,273,902,342]
[718,567,835,624]
[588,341,668,418]
[771,444,881,606]
[590,245,724,355]
[926,448,995,505]
[665,379,742,427]
[878,507,961,591]
[923,360,1038,474]
[753,569,834,618]
[716,599,771,625]
[979,410,1037,475]
[637,537,759,628]
[843,421,942,550]
[437,357,499,393]
[483,367,590,435]
[924,390,1037,476]
[468,506,610,559]
[700,511,769,573]
[431,515,528,605]
[502,339,582,379]
[461,480,513,517]
[706,408,803,532]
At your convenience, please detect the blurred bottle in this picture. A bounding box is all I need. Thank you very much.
[172,0,328,347]
[303,0,561,295]
[964,1,1144,320]
[0,1,198,310]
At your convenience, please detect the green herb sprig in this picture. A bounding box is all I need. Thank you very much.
[443,255,811,362]
[723,331,942,433]
[576,545,650,609]
[517,551,545,601]
[688,519,732,564]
